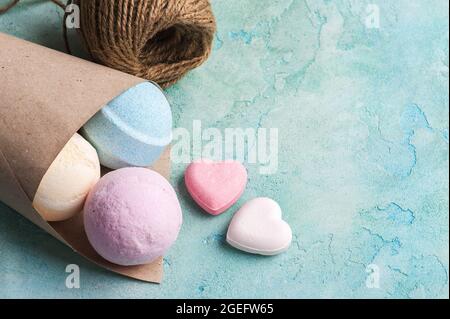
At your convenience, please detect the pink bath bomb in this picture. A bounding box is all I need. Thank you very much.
[84,167,182,266]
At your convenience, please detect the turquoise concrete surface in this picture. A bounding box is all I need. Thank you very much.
[0,0,448,298]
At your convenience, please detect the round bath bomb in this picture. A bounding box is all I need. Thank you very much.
[33,133,101,222]
[80,82,172,170]
[84,167,182,266]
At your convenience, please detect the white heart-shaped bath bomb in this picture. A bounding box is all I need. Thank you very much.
[226,198,292,255]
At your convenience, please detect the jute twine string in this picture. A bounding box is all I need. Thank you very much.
[0,0,216,88]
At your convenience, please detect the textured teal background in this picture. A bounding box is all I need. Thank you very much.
[0,0,448,298]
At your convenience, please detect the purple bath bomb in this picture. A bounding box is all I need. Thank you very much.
[84,167,182,266]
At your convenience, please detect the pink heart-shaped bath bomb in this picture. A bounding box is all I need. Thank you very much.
[185,160,247,215]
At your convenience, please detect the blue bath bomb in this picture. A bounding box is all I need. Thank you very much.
[81,82,172,170]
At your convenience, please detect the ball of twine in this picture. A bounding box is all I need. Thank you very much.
[1,0,216,88]
[77,0,216,88]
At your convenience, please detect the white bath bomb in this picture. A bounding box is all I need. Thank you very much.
[227,198,292,255]
[33,133,100,221]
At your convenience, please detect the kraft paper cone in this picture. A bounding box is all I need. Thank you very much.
[0,32,171,283]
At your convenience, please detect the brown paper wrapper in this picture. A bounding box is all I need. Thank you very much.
[0,32,171,283]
